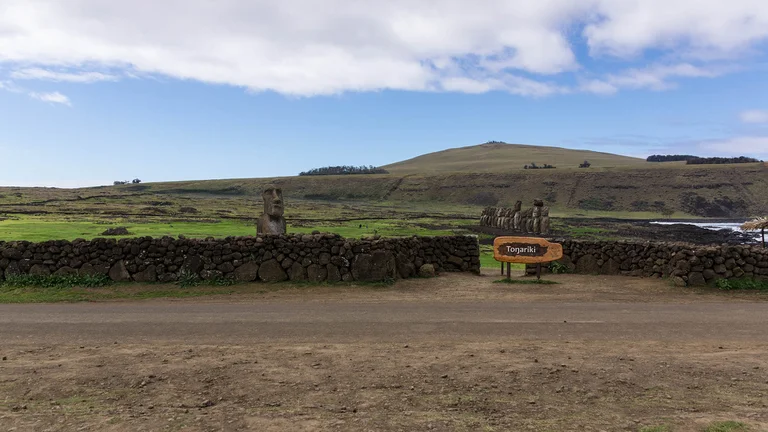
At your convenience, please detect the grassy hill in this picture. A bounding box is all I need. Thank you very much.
[384,142,649,174]
[2,143,767,222]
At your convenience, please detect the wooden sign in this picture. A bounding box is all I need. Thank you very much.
[493,237,563,264]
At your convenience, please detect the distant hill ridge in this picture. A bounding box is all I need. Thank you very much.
[383,142,647,174]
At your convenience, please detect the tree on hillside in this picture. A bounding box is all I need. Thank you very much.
[646,155,699,162]
[686,156,762,165]
[299,165,390,176]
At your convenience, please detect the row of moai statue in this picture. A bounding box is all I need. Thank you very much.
[480,200,551,235]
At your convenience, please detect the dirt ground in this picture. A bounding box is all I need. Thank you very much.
[1,272,768,432]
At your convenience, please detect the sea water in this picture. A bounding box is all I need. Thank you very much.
[651,221,762,242]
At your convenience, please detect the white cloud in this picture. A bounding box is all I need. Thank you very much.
[740,110,768,124]
[0,80,23,93]
[0,0,766,96]
[698,136,768,157]
[29,91,72,106]
[11,67,118,83]
[585,0,768,59]
[588,63,727,92]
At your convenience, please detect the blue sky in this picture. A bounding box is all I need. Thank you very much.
[1,0,768,187]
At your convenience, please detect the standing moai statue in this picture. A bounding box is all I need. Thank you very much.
[512,201,522,231]
[501,208,510,230]
[532,199,544,234]
[540,206,550,235]
[256,184,286,235]
[525,206,535,233]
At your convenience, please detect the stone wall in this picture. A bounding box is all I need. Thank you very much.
[0,234,480,283]
[528,239,768,286]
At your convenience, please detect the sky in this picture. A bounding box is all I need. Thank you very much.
[1,0,768,188]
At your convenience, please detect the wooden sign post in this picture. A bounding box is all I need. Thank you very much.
[493,237,563,280]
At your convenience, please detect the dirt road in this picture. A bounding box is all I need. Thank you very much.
[1,273,767,431]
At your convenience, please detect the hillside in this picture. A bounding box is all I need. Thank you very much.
[383,142,648,174]
[2,144,767,219]
[102,162,767,218]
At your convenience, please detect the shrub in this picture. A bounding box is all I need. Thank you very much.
[549,261,571,274]
[716,278,768,291]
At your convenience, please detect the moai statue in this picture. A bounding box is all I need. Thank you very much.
[495,207,503,228]
[532,205,542,234]
[504,208,514,230]
[540,206,551,235]
[256,184,286,235]
[524,207,534,233]
[512,201,523,231]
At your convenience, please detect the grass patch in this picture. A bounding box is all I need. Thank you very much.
[0,275,404,303]
[479,245,526,270]
[704,421,749,432]
[639,425,672,432]
[0,215,256,242]
[716,278,768,291]
[0,285,239,303]
[493,278,559,285]
[2,273,111,288]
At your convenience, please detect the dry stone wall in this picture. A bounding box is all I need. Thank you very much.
[0,234,480,283]
[537,239,768,286]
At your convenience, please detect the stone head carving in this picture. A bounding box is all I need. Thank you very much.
[257,184,287,235]
[533,199,544,207]
[514,201,522,212]
[262,185,284,217]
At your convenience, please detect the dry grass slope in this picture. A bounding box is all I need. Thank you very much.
[2,144,767,218]
[383,142,649,174]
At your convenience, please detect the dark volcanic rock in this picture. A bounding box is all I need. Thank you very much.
[79,263,109,276]
[352,250,397,281]
[259,259,288,282]
[181,255,204,275]
[29,264,51,276]
[109,261,131,282]
[101,227,131,236]
[233,261,260,282]
[327,264,341,282]
[133,265,157,283]
[418,264,436,278]
[575,255,600,274]
[289,262,307,281]
[307,264,327,282]
[53,266,77,277]
[687,272,707,286]
[600,259,621,275]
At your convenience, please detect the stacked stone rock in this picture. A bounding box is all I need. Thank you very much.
[529,239,768,286]
[0,234,480,283]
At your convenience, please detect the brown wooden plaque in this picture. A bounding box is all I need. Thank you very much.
[493,237,563,264]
